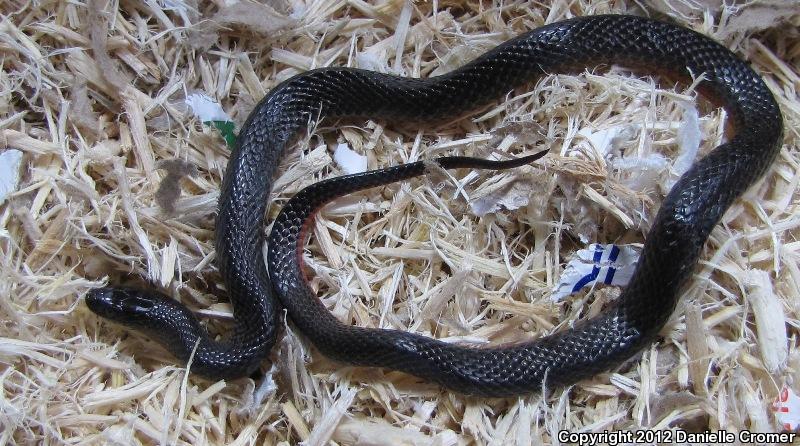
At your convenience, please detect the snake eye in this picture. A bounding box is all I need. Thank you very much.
[120,296,156,313]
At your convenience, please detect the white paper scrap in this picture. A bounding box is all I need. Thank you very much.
[356,50,389,72]
[665,103,701,190]
[185,93,231,122]
[773,386,800,431]
[0,149,23,205]
[333,143,368,174]
[577,126,624,154]
[470,185,532,217]
[551,244,639,302]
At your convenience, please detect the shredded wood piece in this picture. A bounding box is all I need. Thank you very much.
[1,0,799,443]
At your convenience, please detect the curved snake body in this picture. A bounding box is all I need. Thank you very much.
[87,14,783,396]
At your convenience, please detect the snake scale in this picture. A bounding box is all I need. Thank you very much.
[87,14,783,397]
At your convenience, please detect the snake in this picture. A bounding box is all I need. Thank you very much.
[86,14,783,397]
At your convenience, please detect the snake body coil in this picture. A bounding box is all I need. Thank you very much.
[88,15,782,396]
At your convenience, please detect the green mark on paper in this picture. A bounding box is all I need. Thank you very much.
[206,120,237,149]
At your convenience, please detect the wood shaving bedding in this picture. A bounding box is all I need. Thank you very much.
[1,0,799,444]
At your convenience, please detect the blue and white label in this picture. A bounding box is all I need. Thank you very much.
[551,244,639,301]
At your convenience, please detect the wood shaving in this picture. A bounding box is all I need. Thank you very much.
[1,0,799,443]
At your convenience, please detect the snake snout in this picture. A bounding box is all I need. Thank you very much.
[86,287,118,317]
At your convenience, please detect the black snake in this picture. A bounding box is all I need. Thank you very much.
[87,14,783,397]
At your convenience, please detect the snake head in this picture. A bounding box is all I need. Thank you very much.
[86,287,166,328]
[86,286,213,368]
